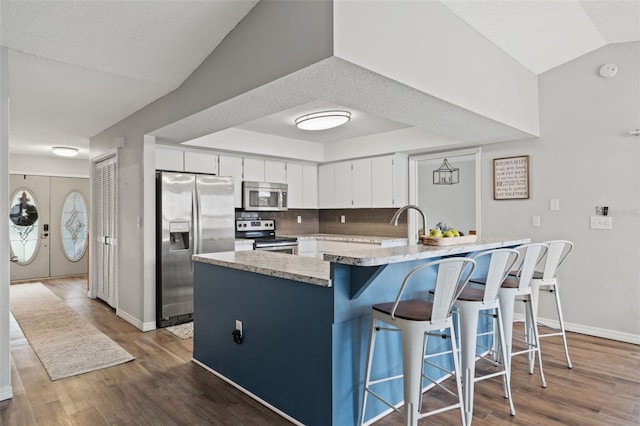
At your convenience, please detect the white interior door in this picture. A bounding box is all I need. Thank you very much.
[94,156,118,307]
[9,175,50,280]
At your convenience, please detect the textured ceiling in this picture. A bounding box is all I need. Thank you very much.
[1,0,258,159]
[1,0,638,160]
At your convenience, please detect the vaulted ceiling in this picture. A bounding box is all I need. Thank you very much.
[1,0,638,159]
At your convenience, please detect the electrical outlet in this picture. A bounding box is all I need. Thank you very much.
[590,216,612,229]
[297,215,302,224]
[340,215,346,223]
[532,216,541,227]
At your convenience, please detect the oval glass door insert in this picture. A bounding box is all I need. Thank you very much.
[61,191,88,261]
[9,189,40,264]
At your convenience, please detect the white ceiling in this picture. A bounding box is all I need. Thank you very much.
[1,0,638,160]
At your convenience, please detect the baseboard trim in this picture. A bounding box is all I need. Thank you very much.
[192,358,304,426]
[513,314,640,345]
[0,385,13,401]
[116,309,156,332]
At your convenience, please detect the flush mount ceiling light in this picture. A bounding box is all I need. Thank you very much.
[433,158,459,185]
[52,146,79,157]
[295,110,351,131]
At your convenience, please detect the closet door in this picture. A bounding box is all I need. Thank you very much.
[94,156,118,307]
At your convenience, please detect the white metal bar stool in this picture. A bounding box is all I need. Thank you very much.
[529,240,574,369]
[453,248,519,425]
[360,257,476,426]
[496,243,548,387]
[468,243,548,388]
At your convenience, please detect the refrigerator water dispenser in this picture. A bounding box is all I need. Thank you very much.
[169,222,190,250]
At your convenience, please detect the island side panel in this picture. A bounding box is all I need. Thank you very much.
[193,262,334,426]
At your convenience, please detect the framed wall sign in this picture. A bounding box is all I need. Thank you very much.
[493,155,530,200]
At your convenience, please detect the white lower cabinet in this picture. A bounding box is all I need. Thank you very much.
[235,240,254,252]
[297,239,318,257]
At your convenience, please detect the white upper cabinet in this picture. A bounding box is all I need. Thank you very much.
[218,154,244,208]
[302,163,318,209]
[317,154,409,209]
[286,162,303,208]
[286,162,318,209]
[371,154,408,207]
[184,151,218,175]
[265,160,286,183]
[318,163,334,209]
[243,157,265,182]
[243,158,286,183]
[333,161,353,208]
[155,147,184,171]
[352,158,372,208]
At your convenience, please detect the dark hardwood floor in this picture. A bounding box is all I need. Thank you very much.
[1,276,639,425]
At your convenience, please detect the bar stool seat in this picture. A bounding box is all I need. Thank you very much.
[360,257,476,426]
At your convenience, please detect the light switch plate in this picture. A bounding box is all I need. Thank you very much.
[550,199,560,211]
[590,216,612,229]
[532,216,541,227]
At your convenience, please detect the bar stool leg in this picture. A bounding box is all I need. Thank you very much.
[552,283,573,369]
[401,322,426,426]
[457,304,479,426]
[525,295,547,388]
[360,317,378,426]
[495,307,515,415]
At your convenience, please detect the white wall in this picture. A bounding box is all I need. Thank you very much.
[417,156,476,234]
[482,42,640,343]
[0,46,13,401]
[90,0,335,330]
[9,153,90,177]
[333,0,539,136]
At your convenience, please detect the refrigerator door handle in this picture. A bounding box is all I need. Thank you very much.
[192,189,199,256]
[195,188,203,255]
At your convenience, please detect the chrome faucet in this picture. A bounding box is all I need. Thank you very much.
[390,205,427,239]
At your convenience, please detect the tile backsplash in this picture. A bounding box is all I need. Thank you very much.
[237,208,407,237]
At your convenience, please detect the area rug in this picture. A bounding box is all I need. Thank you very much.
[165,321,194,339]
[10,283,135,381]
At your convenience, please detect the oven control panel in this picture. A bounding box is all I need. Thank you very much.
[235,219,275,232]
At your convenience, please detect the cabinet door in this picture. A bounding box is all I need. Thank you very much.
[243,157,265,182]
[333,161,353,208]
[184,151,218,174]
[265,160,286,183]
[302,164,318,209]
[318,164,334,208]
[286,162,303,209]
[218,155,244,208]
[352,158,372,208]
[371,156,393,207]
[155,147,183,171]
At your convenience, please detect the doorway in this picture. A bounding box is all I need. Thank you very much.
[409,148,481,240]
[9,175,89,281]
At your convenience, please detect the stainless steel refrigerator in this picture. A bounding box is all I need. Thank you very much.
[156,171,235,328]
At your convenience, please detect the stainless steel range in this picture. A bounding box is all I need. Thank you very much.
[235,219,298,254]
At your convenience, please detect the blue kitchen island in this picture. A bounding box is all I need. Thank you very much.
[192,237,529,426]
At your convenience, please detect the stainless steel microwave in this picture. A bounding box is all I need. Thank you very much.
[242,181,288,211]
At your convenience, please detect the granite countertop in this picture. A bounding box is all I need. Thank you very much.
[292,233,408,244]
[323,237,530,266]
[194,251,331,287]
[194,237,529,286]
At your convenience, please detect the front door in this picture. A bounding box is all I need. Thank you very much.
[9,175,90,281]
[9,175,50,280]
